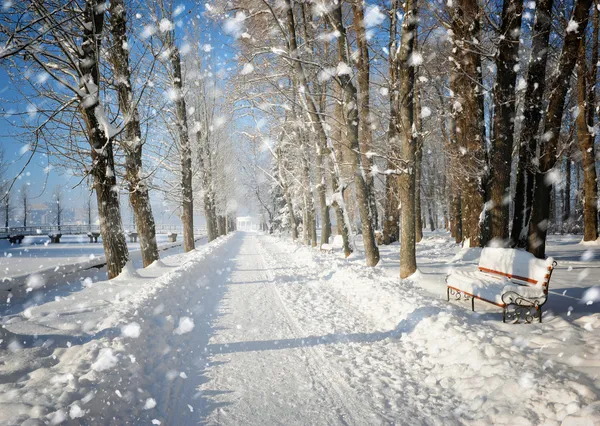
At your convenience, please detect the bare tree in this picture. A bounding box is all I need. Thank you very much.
[511,0,554,247]
[0,147,9,228]
[488,0,523,243]
[449,0,486,247]
[53,186,63,231]
[85,193,95,231]
[528,0,593,258]
[383,0,401,245]
[326,1,380,266]
[574,8,599,242]
[397,0,418,278]
[154,0,195,252]
[0,0,130,278]
[108,0,159,266]
[20,184,28,227]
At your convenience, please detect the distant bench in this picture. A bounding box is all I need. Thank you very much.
[320,235,344,254]
[87,232,100,243]
[8,234,24,244]
[446,247,557,323]
[47,233,62,243]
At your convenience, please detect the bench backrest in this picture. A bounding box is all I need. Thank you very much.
[478,247,555,291]
[331,235,344,247]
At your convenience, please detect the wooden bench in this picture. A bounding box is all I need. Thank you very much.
[320,235,344,254]
[446,247,557,323]
[87,232,100,243]
[8,234,24,244]
[128,232,138,243]
[167,233,177,242]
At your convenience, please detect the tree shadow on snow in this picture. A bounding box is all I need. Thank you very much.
[204,306,442,356]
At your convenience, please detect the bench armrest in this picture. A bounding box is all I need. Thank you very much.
[502,290,548,323]
[501,291,547,308]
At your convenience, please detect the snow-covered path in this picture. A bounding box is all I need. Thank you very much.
[2,232,599,425]
[198,233,374,425]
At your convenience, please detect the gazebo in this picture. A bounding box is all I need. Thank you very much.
[236,216,261,231]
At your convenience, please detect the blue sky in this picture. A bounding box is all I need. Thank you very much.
[0,1,233,224]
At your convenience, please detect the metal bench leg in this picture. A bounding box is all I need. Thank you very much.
[471,297,475,312]
[446,287,450,302]
[502,307,506,323]
[538,307,542,323]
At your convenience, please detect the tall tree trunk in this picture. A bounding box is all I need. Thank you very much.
[168,42,195,252]
[397,0,418,278]
[4,195,8,228]
[328,2,380,266]
[383,0,400,245]
[564,150,572,222]
[277,141,298,240]
[415,79,424,243]
[511,0,554,247]
[195,129,218,242]
[450,0,486,247]
[300,3,332,247]
[576,30,599,241]
[528,0,593,257]
[488,0,523,242]
[109,0,159,267]
[282,0,350,254]
[300,129,317,246]
[352,0,378,231]
[80,0,128,279]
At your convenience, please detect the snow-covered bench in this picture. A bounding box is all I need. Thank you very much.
[87,232,100,243]
[8,234,24,244]
[48,233,62,243]
[320,235,344,254]
[446,247,557,323]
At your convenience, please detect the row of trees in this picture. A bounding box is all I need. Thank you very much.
[0,181,86,229]
[0,1,238,278]
[235,0,598,277]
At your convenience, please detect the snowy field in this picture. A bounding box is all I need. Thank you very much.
[0,231,598,425]
[0,234,206,303]
[0,234,192,279]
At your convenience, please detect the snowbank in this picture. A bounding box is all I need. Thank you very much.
[0,233,233,425]
[257,235,600,425]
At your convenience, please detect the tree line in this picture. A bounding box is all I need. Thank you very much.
[0,0,238,278]
[232,0,598,277]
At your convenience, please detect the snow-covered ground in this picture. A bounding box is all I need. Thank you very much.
[0,231,598,425]
[0,234,206,302]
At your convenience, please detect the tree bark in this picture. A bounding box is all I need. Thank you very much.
[564,150,572,223]
[488,0,523,242]
[168,42,195,252]
[383,0,400,245]
[576,32,599,241]
[328,2,380,266]
[80,0,128,279]
[352,0,378,231]
[397,0,418,278]
[195,128,218,242]
[414,78,424,243]
[528,0,593,257]
[300,129,317,246]
[282,0,349,253]
[450,0,486,247]
[511,0,554,247]
[109,0,159,267]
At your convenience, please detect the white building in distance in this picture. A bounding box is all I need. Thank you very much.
[236,216,262,231]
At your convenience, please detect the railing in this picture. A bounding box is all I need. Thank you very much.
[0,224,207,238]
